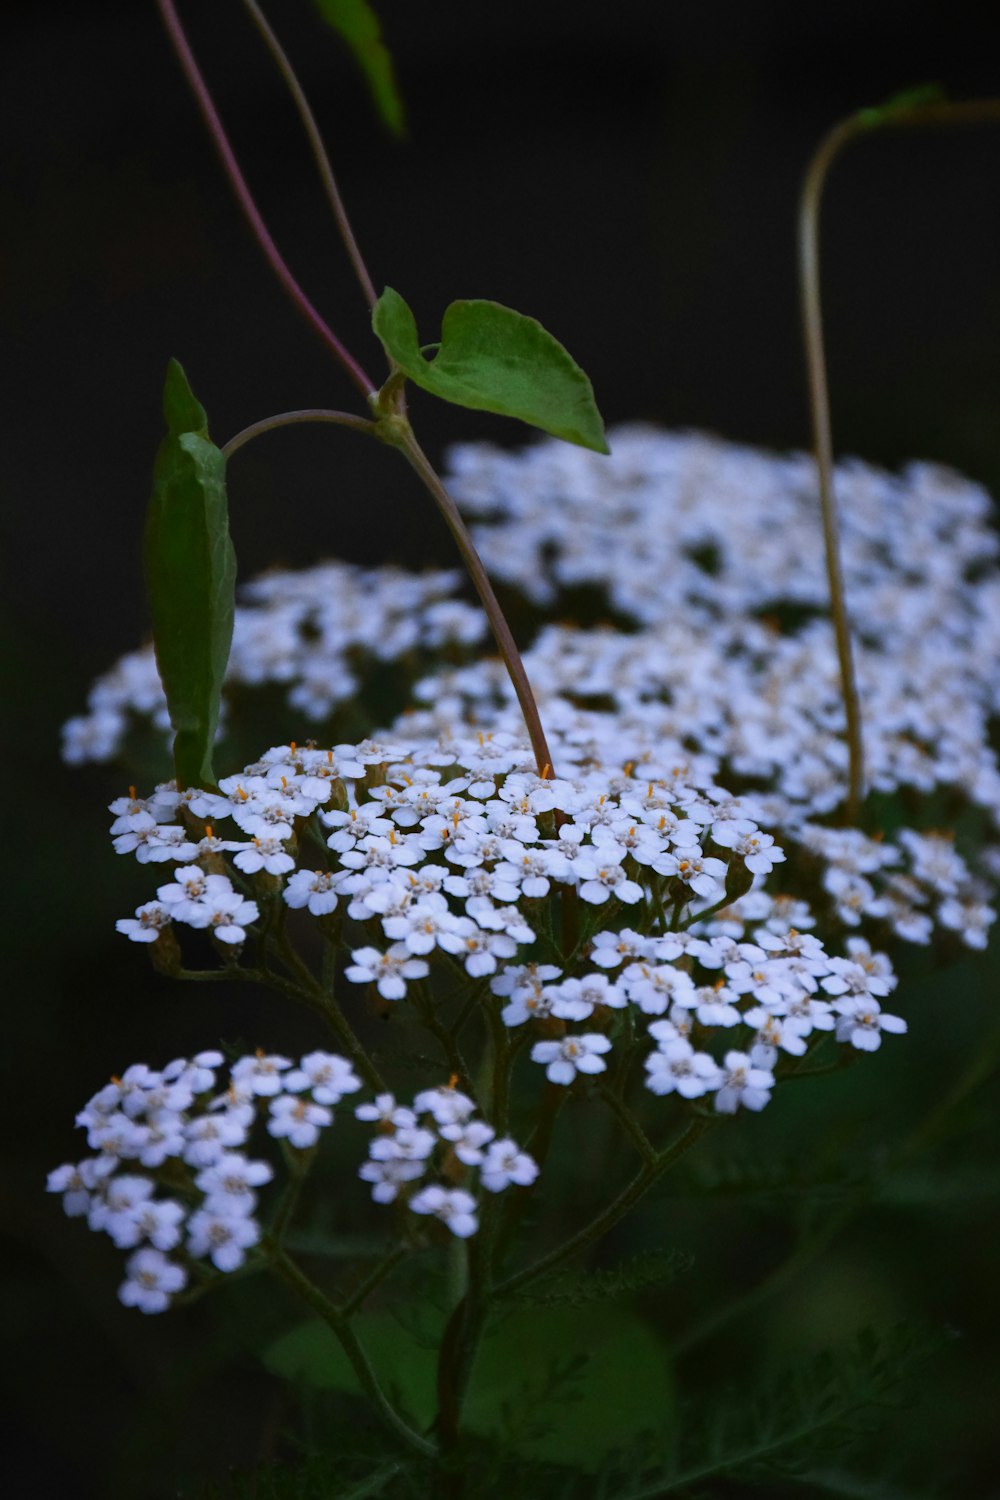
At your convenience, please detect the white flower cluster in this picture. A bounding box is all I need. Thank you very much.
[436,427,1000,939]
[47,1048,360,1312]
[110,733,906,1123]
[48,1046,540,1312]
[357,1086,538,1233]
[66,429,1000,954]
[61,565,485,765]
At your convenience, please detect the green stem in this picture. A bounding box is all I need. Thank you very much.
[412,980,478,1100]
[599,1083,658,1165]
[238,0,380,310]
[272,1251,437,1459]
[266,1146,313,1248]
[495,1114,712,1299]
[338,1242,410,1319]
[222,408,375,460]
[799,93,1000,825]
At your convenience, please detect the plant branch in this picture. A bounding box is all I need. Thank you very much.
[154,0,376,399]
[222,408,376,460]
[239,0,380,310]
[272,1250,437,1458]
[495,1114,712,1299]
[386,423,556,782]
[799,92,1000,825]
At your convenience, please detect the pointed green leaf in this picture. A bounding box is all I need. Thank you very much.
[373,287,610,454]
[312,0,406,137]
[857,82,946,129]
[144,359,236,790]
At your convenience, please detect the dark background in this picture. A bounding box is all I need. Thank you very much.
[4,1,1000,1495]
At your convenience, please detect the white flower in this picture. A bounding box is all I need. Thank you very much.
[118,1247,187,1313]
[369,1125,437,1163]
[116,902,173,943]
[355,1093,416,1129]
[182,1107,253,1168]
[282,869,341,916]
[230,1052,293,1097]
[195,1154,274,1213]
[834,999,907,1051]
[414,1086,477,1130]
[232,837,296,876]
[530,1033,612,1085]
[575,850,645,906]
[714,1051,774,1113]
[284,1051,361,1105]
[549,973,626,1021]
[344,944,430,1000]
[47,1158,112,1216]
[480,1140,539,1192]
[359,1156,427,1203]
[187,1207,261,1271]
[267,1095,334,1149]
[409,1185,479,1237]
[644,1038,722,1099]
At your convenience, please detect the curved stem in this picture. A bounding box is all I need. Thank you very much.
[239,0,380,310]
[392,426,557,781]
[799,94,1000,825]
[272,1250,437,1459]
[222,407,376,460]
[155,0,376,400]
[799,116,866,824]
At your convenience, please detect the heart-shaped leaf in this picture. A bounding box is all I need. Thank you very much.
[373,287,609,453]
[144,359,236,790]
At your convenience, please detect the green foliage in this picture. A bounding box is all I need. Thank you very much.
[311,0,406,136]
[513,1247,692,1307]
[615,1323,942,1495]
[144,360,235,789]
[682,1149,865,1203]
[264,1311,439,1428]
[372,287,610,453]
[263,1301,674,1470]
[466,1302,675,1468]
[857,83,946,129]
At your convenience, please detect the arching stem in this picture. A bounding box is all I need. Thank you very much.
[799,93,1000,826]
[238,0,379,311]
[390,423,558,782]
[222,407,376,460]
[155,0,376,400]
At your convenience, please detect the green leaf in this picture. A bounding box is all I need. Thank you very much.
[463,1303,674,1469]
[513,1247,692,1307]
[263,1313,439,1428]
[312,0,406,137]
[263,1303,673,1470]
[857,83,946,129]
[144,359,236,790]
[372,287,610,454]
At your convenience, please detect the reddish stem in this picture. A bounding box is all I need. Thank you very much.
[155,0,376,400]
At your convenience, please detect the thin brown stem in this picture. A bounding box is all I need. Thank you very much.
[238,0,380,310]
[391,424,557,781]
[798,94,1000,825]
[155,0,376,399]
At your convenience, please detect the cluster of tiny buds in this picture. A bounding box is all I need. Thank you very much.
[47,1050,538,1312]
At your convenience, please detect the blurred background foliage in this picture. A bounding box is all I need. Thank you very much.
[4,0,1000,1494]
